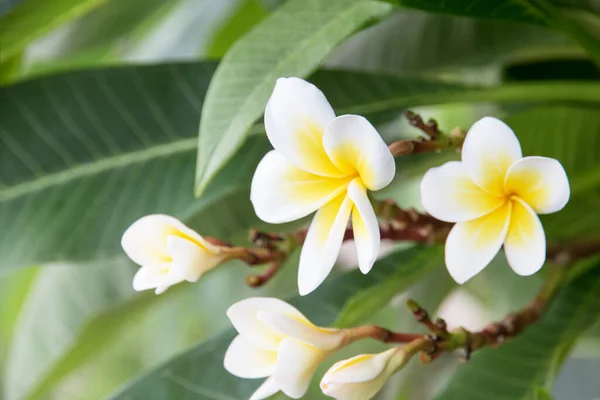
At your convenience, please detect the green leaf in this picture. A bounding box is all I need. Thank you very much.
[334,246,443,328]
[435,264,600,400]
[206,0,268,59]
[0,61,262,270]
[503,106,600,239]
[111,246,437,399]
[0,0,111,62]
[326,10,572,74]
[194,0,393,195]
[383,0,600,66]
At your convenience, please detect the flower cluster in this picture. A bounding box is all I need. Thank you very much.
[120,77,570,399]
[224,297,408,400]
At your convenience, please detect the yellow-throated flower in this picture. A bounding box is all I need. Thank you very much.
[420,117,570,283]
[251,78,395,295]
[320,347,407,400]
[224,297,344,400]
[121,215,226,294]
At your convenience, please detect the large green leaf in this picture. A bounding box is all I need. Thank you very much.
[435,263,600,400]
[193,0,393,195]
[0,61,265,271]
[111,246,440,399]
[384,0,600,66]
[0,0,111,62]
[326,9,572,75]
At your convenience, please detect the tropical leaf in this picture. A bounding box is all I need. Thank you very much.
[111,246,441,399]
[325,9,572,75]
[0,0,111,62]
[435,263,600,400]
[193,0,393,195]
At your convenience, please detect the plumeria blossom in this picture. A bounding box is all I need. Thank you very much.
[224,297,345,399]
[121,215,226,294]
[421,117,570,284]
[320,347,407,400]
[251,77,395,295]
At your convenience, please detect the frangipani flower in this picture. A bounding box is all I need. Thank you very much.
[121,215,226,294]
[251,77,395,295]
[421,117,570,283]
[224,297,344,399]
[321,347,407,400]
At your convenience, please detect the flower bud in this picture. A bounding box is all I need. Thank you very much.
[121,214,226,294]
[320,347,407,400]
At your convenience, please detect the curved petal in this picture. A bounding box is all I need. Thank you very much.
[347,179,380,274]
[224,335,277,379]
[420,161,505,223]
[462,117,522,195]
[132,265,171,292]
[275,338,326,399]
[226,297,305,351]
[445,202,512,284]
[324,351,391,384]
[298,194,353,296]
[505,156,570,214]
[250,376,280,400]
[264,77,342,176]
[504,198,546,276]
[121,215,174,266]
[323,115,395,190]
[257,311,343,351]
[167,236,220,282]
[251,151,352,224]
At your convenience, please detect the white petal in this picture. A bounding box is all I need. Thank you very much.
[251,150,352,224]
[420,161,506,223]
[445,202,512,284]
[250,376,280,400]
[298,194,353,295]
[504,198,546,276]
[264,77,342,176]
[320,349,400,400]
[122,214,217,266]
[132,265,171,292]
[257,310,343,350]
[226,297,305,351]
[323,115,395,191]
[347,179,379,274]
[275,338,326,399]
[323,352,389,384]
[224,335,277,379]
[167,236,224,282]
[121,215,174,266]
[505,156,570,214]
[462,117,522,196]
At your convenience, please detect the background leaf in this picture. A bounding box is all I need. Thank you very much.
[0,0,111,62]
[194,0,393,195]
[435,263,600,400]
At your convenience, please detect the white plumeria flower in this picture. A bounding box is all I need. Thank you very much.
[224,297,345,400]
[420,117,570,284]
[251,77,395,295]
[320,347,407,400]
[121,214,226,294]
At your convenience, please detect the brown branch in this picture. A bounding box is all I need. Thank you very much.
[403,110,443,139]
